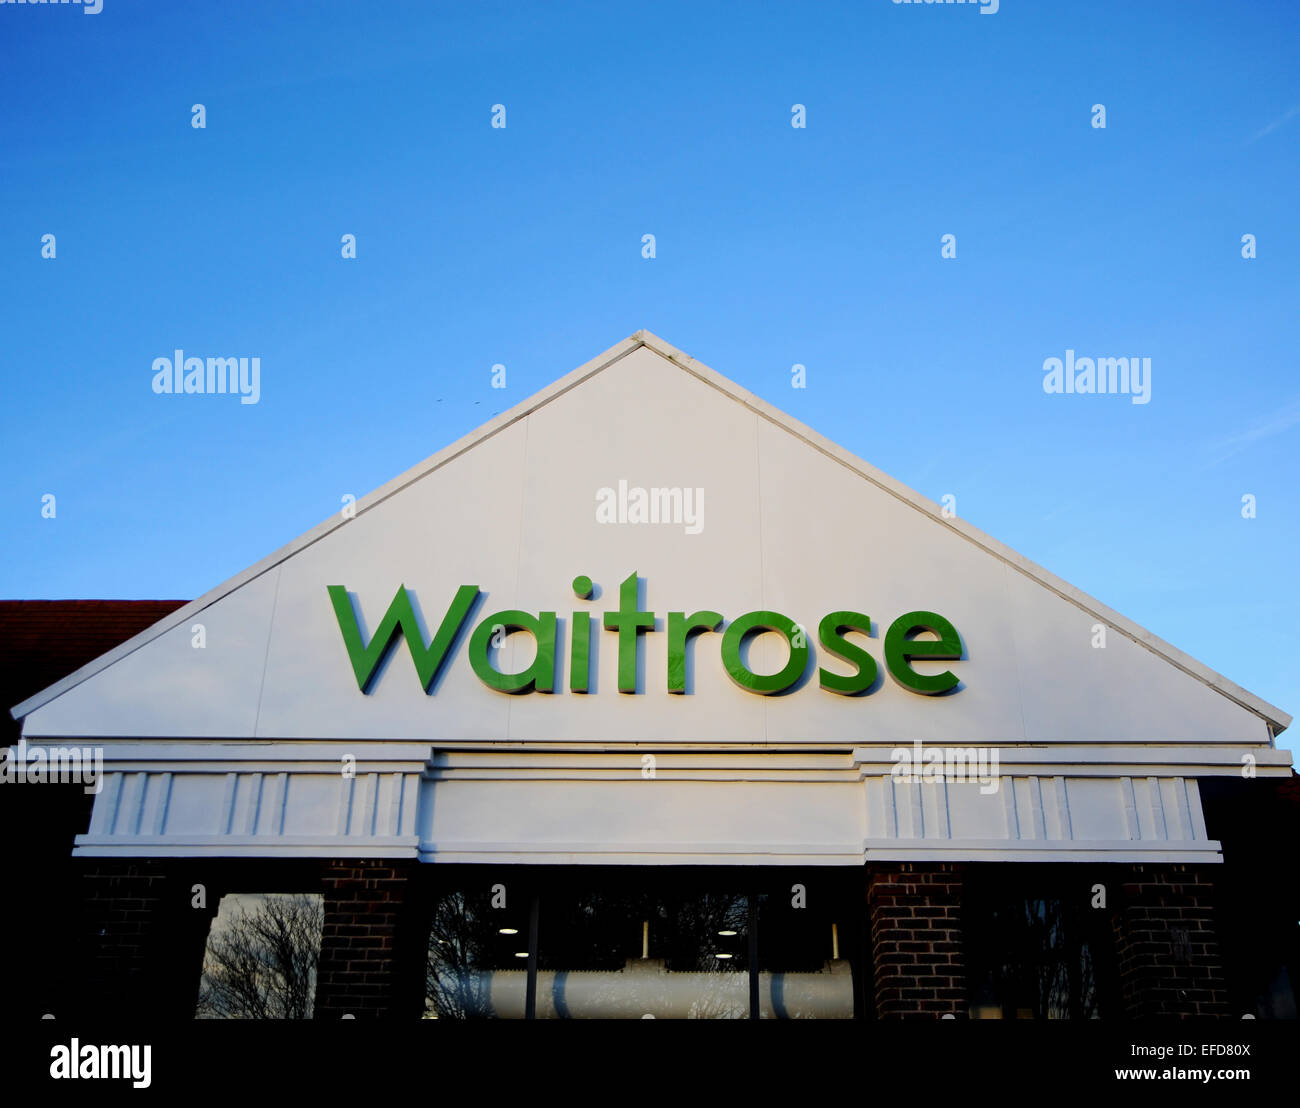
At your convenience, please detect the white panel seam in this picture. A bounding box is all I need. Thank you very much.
[251,564,282,739]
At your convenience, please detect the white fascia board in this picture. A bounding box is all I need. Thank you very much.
[418,843,865,866]
[73,836,421,859]
[852,743,1294,776]
[861,842,1225,864]
[41,741,437,765]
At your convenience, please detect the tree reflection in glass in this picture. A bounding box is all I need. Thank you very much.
[425,890,528,1019]
[968,894,1104,1019]
[195,892,322,1019]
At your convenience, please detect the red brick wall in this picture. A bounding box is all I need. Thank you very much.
[1111,863,1229,1017]
[867,862,966,1018]
[80,859,209,1018]
[314,859,417,1018]
[81,860,166,1015]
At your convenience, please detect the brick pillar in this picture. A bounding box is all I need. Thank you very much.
[314,859,416,1018]
[867,862,965,1018]
[1111,863,1229,1017]
[81,859,183,1017]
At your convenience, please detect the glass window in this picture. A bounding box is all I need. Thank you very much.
[425,888,533,1019]
[423,868,862,1019]
[756,880,859,1019]
[964,870,1116,1019]
[537,886,750,1019]
[195,892,323,1019]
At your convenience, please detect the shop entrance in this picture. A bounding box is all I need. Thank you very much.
[422,865,866,1019]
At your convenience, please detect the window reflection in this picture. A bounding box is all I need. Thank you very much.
[425,889,530,1019]
[756,887,857,1018]
[424,872,859,1019]
[195,892,322,1019]
[965,877,1114,1019]
[539,888,750,1019]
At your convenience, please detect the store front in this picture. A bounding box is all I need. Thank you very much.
[6,331,1296,1020]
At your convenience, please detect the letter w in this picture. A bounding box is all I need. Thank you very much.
[328,585,478,692]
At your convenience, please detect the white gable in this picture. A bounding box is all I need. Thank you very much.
[14,332,1288,750]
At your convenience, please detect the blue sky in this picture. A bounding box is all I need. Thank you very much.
[1,0,1297,721]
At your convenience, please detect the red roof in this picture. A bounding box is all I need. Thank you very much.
[0,600,188,742]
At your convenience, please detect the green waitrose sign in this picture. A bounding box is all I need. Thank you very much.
[328,573,964,698]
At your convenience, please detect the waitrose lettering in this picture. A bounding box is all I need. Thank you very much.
[328,573,964,698]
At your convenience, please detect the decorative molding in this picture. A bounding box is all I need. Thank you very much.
[59,740,1249,864]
